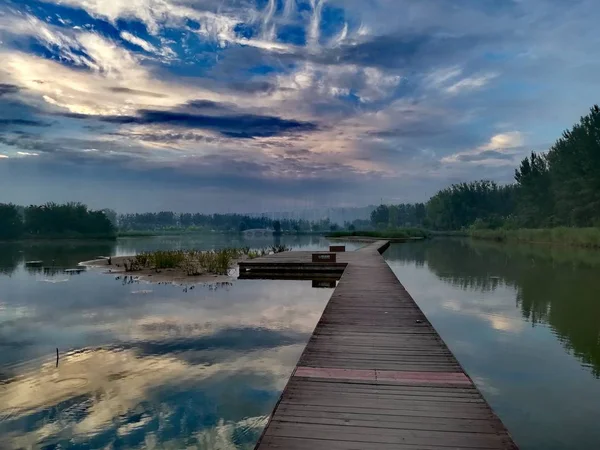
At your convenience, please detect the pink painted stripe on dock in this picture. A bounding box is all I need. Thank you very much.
[294,366,472,385]
[376,369,472,384]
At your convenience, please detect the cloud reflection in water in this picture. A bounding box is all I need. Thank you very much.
[0,266,332,448]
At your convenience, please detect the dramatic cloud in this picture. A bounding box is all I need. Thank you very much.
[442,132,526,165]
[0,83,20,96]
[1,0,599,211]
[67,108,319,138]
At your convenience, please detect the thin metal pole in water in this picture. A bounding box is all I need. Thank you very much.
[56,348,59,367]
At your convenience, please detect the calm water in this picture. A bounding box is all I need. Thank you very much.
[384,239,600,450]
[1,236,600,449]
[0,235,351,449]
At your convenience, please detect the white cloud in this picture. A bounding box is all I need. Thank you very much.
[425,66,497,95]
[330,22,348,46]
[261,0,277,40]
[441,131,525,165]
[480,131,524,151]
[361,67,401,102]
[1,45,253,117]
[308,0,325,48]
[1,345,298,447]
[236,37,294,53]
[445,73,498,95]
[41,0,243,42]
[120,31,157,53]
[425,66,464,89]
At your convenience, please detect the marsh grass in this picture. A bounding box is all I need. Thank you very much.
[153,250,186,269]
[470,227,600,249]
[125,246,290,275]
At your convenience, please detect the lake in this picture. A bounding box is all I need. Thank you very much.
[1,235,600,449]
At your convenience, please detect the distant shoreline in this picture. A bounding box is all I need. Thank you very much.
[0,234,116,243]
[117,230,326,238]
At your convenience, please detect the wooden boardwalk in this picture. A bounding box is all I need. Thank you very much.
[241,241,518,450]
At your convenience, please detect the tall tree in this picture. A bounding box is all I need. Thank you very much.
[514,152,553,226]
[0,203,23,239]
[370,205,390,228]
[426,181,516,230]
[546,105,600,226]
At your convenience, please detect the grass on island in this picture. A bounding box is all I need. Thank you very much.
[123,246,291,276]
[327,228,431,240]
[470,227,600,249]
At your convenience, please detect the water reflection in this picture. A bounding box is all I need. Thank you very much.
[115,234,360,256]
[1,344,304,448]
[2,241,116,274]
[0,236,339,448]
[0,235,358,276]
[384,239,600,450]
[386,239,600,376]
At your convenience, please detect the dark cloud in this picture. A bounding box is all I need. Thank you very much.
[127,327,307,358]
[0,119,49,128]
[455,150,517,162]
[0,84,20,97]
[228,79,283,94]
[185,99,229,110]
[68,109,319,138]
[369,124,450,139]
[0,97,55,130]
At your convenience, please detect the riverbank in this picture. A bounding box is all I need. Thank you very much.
[117,230,326,237]
[327,228,430,240]
[470,227,600,249]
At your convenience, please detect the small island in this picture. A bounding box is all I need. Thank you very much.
[81,247,288,284]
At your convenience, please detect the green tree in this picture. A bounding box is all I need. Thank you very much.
[370,205,390,228]
[23,202,115,238]
[0,203,23,239]
[514,152,553,227]
[546,105,600,226]
[425,181,516,230]
[101,209,118,228]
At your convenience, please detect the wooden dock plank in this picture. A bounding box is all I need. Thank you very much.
[246,240,518,449]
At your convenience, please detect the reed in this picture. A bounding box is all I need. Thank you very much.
[470,227,600,249]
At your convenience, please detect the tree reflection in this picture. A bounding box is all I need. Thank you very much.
[0,241,117,276]
[385,239,600,376]
[0,244,20,275]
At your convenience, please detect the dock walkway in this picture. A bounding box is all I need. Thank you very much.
[241,241,517,449]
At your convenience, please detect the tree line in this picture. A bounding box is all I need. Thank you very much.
[371,105,600,231]
[0,202,116,240]
[117,212,342,233]
[0,203,352,240]
[0,205,346,240]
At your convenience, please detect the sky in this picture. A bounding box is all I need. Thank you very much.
[0,0,599,213]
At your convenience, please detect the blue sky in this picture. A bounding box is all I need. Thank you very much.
[1,0,599,212]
